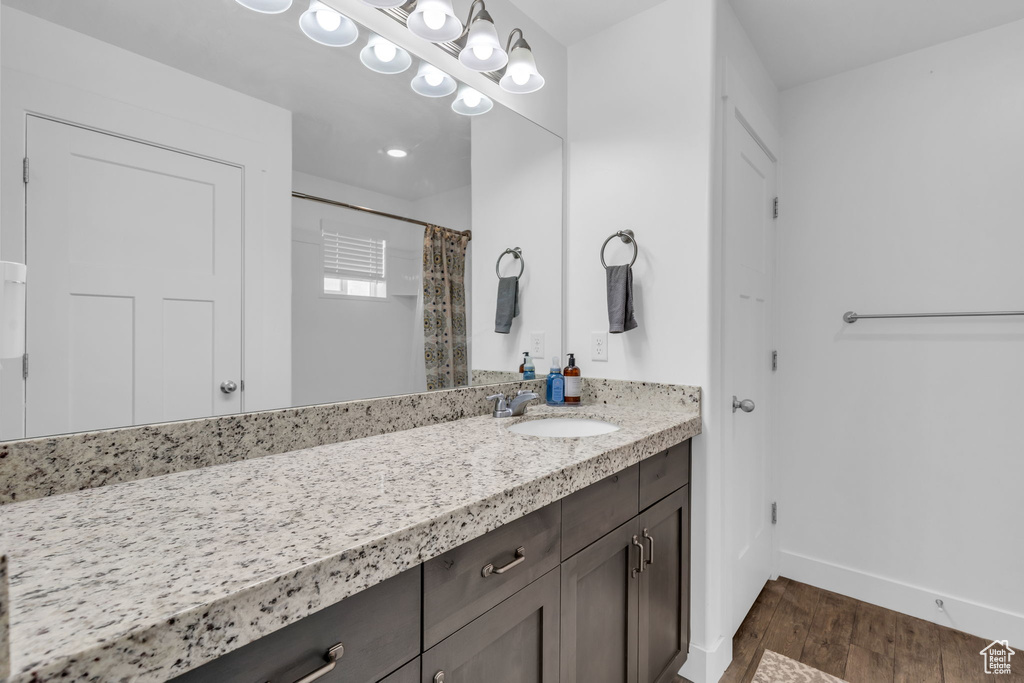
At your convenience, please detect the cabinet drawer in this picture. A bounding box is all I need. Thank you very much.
[561,464,639,560]
[170,567,421,683]
[423,502,560,649]
[639,441,690,511]
[380,657,420,683]
[422,568,561,683]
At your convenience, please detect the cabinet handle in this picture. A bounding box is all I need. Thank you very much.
[289,643,343,683]
[631,535,645,578]
[643,528,655,566]
[434,672,446,683]
[481,546,526,577]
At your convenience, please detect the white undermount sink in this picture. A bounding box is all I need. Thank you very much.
[506,417,621,438]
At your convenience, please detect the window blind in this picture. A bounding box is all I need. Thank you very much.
[322,230,386,281]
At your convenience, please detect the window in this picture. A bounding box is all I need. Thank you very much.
[322,229,387,299]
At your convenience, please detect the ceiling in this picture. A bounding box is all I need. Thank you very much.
[508,0,669,46]
[729,0,1024,90]
[2,0,471,201]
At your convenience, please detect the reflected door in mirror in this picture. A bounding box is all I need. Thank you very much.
[25,117,243,437]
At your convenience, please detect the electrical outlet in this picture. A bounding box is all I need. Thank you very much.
[591,332,608,361]
[531,332,545,359]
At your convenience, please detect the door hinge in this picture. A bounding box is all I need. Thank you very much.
[22,353,29,380]
[771,350,778,372]
[771,502,778,525]
[23,157,29,184]
[772,197,779,219]
[240,379,245,392]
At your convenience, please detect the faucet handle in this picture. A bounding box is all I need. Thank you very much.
[487,393,508,410]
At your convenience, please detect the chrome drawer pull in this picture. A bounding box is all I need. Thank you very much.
[481,546,526,577]
[631,535,645,578]
[290,643,344,683]
[434,672,446,683]
[643,528,654,566]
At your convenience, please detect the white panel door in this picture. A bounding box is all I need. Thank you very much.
[723,107,777,631]
[25,116,243,437]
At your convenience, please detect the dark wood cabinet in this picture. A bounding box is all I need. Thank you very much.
[560,518,641,683]
[422,568,560,683]
[380,658,420,683]
[638,486,690,683]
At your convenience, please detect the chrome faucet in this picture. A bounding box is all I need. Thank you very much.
[488,390,540,418]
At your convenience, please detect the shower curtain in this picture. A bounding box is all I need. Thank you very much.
[423,225,470,390]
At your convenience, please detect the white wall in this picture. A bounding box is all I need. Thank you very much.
[470,106,563,373]
[566,0,717,678]
[777,19,1024,645]
[0,7,292,436]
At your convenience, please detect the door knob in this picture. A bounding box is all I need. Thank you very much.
[220,380,238,394]
[732,396,755,413]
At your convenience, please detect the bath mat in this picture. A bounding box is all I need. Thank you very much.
[752,650,848,683]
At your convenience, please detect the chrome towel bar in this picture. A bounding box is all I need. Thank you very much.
[843,310,1024,323]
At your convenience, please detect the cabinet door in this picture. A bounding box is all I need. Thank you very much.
[380,657,419,683]
[638,486,690,683]
[560,518,641,683]
[422,568,559,683]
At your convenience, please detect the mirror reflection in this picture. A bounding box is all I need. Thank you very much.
[0,0,563,440]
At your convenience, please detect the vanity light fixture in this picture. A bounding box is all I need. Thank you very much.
[459,0,507,72]
[452,84,493,116]
[498,29,544,93]
[410,61,457,97]
[407,0,463,43]
[386,148,408,158]
[360,0,405,6]
[360,34,412,73]
[234,0,293,13]
[299,0,359,47]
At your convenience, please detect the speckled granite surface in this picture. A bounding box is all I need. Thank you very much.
[0,398,700,683]
[0,379,546,505]
[0,555,8,682]
[472,369,522,384]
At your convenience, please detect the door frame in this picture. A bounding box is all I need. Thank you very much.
[1,47,292,437]
[713,61,783,636]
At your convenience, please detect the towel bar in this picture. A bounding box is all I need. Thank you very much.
[600,230,638,269]
[496,247,524,278]
[843,310,1024,323]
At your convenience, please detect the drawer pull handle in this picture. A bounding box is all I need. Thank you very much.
[643,528,655,566]
[631,535,645,578]
[434,672,446,683]
[291,643,344,683]
[481,546,526,577]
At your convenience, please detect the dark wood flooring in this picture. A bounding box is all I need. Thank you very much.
[717,577,1022,683]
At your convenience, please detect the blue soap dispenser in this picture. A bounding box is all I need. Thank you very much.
[546,356,565,406]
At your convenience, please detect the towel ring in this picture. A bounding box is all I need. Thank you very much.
[600,230,638,269]
[496,247,524,279]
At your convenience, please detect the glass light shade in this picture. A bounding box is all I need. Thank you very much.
[299,0,359,47]
[360,34,412,74]
[499,41,544,94]
[407,0,463,42]
[452,84,493,116]
[360,0,405,6]
[234,0,293,13]
[411,61,457,97]
[458,12,508,72]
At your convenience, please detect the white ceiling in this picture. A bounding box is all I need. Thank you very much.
[2,0,471,201]
[729,0,1024,90]
[508,0,669,46]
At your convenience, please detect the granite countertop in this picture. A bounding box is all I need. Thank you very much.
[0,401,700,682]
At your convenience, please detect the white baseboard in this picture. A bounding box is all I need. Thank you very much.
[779,550,1024,647]
[678,635,732,683]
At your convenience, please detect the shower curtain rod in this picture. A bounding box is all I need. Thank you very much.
[292,191,472,239]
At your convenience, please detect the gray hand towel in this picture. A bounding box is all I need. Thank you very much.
[607,265,638,333]
[495,276,520,334]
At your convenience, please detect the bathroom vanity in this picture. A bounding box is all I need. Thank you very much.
[0,390,700,683]
[173,441,690,683]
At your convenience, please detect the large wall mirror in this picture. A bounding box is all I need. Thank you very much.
[0,0,564,440]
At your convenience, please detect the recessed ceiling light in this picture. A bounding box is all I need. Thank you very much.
[386,148,408,158]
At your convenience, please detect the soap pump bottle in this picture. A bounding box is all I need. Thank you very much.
[546,356,565,406]
[563,353,582,405]
[522,352,536,380]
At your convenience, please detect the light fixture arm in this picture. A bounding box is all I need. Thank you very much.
[458,0,487,39]
[504,27,525,53]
